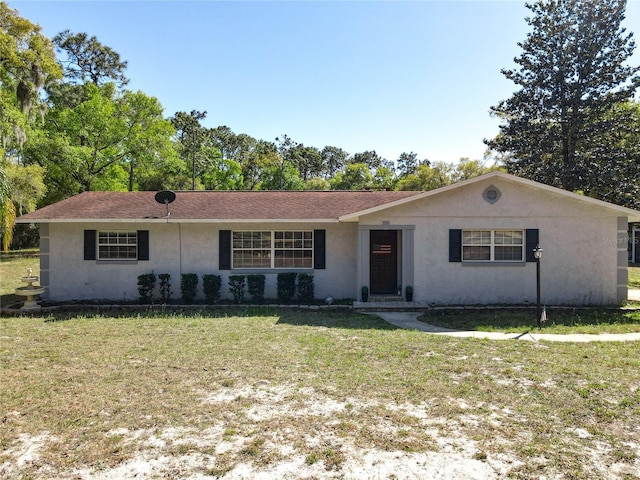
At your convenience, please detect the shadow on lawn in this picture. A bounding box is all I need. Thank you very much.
[1,304,281,321]
[0,293,20,309]
[275,310,401,330]
[420,307,640,331]
[2,304,399,331]
[33,305,290,322]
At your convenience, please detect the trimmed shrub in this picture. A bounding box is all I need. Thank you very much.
[158,273,172,303]
[202,274,222,304]
[277,272,297,303]
[180,273,198,303]
[297,273,314,302]
[229,275,246,304]
[137,272,156,304]
[247,274,265,304]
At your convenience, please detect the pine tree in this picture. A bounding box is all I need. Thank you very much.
[485,0,640,199]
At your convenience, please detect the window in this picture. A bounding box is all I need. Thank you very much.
[462,230,523,262]
[274,231,313,268]
[98,231,138,260]
[232,231,271,268]
[232,231,313,269]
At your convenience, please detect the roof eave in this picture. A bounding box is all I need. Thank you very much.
[15,218,340,224]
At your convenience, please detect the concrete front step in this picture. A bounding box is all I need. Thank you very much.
[354,301,426,312]
[368,295,404,302]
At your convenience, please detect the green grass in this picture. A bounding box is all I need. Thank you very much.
[1,311,639,479]
[0,250,40,308]
[421,308,640,334]
[630,266,640,289]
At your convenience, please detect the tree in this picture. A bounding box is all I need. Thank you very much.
[304,177,330,190]
[171,110,209,190]
[450,158,504,183]
[25,84,178,201]
[396,152,419,177]
[120,90,177,191]
[0,2,61,143]
[0,161,45,250]
[242,140,278,190]
[201,156,243,190]
[275,134,298,190]
[579,100,640,208]
[43,83,128,193]
[210,126,255,163]
[330,163,373,190]
[53,29,128,87]
[0,162,15,251]
[259,162,304,190]
[485,0,640,197]
[351,150,383,170]
[0,2,60,249]
[396,162,452,191]
[320,146,349,179]
[289,144,322,181]
[4,162,45,215]
[372,166,397,190]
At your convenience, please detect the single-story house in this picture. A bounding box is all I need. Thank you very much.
[16,172,640,305]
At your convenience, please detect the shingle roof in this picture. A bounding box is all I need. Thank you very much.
[17,190,423,222]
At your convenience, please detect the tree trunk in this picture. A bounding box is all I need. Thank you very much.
[128,161,134,192]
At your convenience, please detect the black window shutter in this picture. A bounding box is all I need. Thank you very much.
[84,230,96,260]
[449,229,462,262]
[525,229,539,262]
[219,230,231,270]
[137,230,149,260]
[314,229,326,269]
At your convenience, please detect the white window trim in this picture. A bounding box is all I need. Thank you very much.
[97,231,138,261]
[231,230,314,269]
[462,229,524,263]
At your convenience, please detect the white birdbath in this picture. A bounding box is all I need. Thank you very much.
[15,268,45,310]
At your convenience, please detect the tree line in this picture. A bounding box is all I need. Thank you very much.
[1,0,639,250]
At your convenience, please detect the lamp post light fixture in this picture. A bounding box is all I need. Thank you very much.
[533,245,543,329]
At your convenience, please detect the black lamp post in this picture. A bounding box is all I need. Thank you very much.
[533,245,543,329]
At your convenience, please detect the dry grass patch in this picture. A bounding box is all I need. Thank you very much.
[1,310,639,479]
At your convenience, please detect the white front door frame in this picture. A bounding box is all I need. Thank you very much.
[357,224,414,300]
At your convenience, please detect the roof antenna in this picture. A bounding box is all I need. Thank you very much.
[154,190,176,219]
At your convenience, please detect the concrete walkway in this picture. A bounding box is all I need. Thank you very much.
[368,311,640,342]
[629,288,640,302]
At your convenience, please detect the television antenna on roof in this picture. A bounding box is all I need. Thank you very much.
[154,190,176,218]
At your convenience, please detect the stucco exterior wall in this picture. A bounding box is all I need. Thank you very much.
[41,176,629,305]
[359,177,623,305]
[45,222,357,302]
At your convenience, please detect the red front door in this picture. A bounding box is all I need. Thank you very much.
[370,230,397,294]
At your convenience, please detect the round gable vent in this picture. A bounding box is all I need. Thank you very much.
[483,185,501,204]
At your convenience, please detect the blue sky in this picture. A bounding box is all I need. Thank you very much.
[10,0,640,164]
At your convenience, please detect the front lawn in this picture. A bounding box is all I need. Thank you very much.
[630,265,640,288]
[421,307,640,334]
[1,310,639,479]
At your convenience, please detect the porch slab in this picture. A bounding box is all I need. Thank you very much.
[353,301,429,312]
